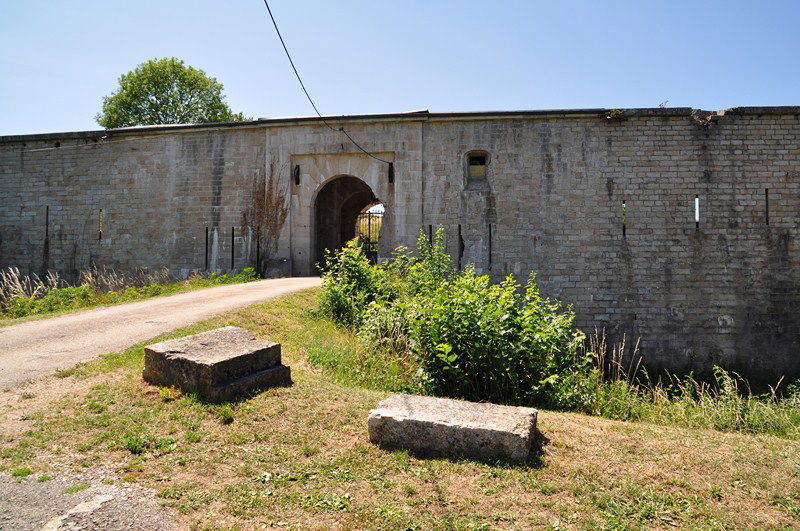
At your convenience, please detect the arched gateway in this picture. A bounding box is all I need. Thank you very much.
[313,175,381,269]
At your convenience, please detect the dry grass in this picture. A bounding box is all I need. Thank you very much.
[0,288,799,529]
[0,266,174,303]
[0,267,61,300]
[0,266,258,323]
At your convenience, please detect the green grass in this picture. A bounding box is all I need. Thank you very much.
[1,288,799,529]
[305,317,417,393]
[65,481,90,494]
[11,467,32,477]
[0,268,260,322]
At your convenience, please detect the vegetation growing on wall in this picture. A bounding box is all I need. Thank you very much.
[0,266,258,320]
[316,232,800,439]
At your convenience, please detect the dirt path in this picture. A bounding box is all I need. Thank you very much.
[0,277,320,389]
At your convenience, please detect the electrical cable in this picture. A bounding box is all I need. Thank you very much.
[23,2,393,166]
[261,0,392,165]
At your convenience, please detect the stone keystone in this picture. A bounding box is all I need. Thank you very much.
[142,326,290,401]
[367,394,539,461]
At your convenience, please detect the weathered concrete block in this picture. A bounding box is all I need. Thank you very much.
[142,326,290,401]
[367,394,538,461]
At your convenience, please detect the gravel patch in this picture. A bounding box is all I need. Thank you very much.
[0,472,178,530]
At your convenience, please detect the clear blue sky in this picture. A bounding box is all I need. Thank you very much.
[2,0,799,136]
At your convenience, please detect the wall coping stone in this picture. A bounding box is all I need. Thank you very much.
[4,106,800,143]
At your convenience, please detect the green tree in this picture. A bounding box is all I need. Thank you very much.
[96,57,247,128]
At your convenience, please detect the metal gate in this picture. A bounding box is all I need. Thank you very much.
[355,210,382,264]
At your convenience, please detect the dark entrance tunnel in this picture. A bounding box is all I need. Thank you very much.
[314,175,379,270]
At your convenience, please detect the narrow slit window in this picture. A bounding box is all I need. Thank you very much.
[98,209,103,240]
[695,195,700,229]
[256,229,261,272]
[622,201,627,237]
[458,224,464,270]
[765,188,770,225]
[205,227,209,270]
[488,224,492,271]
[231,226,235,269]
[428,224,433,246]
[468,154,487,179]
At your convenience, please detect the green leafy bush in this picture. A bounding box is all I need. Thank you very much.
[319,229,584,406]
[314,230,800,439]
[319,240,383,328]
[406,272,584,405]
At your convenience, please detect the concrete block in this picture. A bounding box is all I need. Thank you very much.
[142,326,290,401]
[367,394,539,461]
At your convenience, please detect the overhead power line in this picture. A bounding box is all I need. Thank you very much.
[261,0,392,165]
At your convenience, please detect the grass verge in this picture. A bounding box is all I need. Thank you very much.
[0,288,798,529]
[0,268,260,325]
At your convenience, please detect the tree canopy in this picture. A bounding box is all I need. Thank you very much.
[96,58,247,128]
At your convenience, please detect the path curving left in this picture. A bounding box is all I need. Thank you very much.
[0,277,321,389]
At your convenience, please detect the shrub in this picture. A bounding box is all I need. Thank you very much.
[319,240,383,328]
[235,267,259,282]
[312,230,800,439]
[406,271,584,405]
[318,232,585,406]
[404,228,454,296]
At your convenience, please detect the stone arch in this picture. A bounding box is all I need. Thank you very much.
[313,175,379,269]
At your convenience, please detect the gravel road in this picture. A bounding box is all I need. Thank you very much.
[0,472,179,530]
[0,277,320,389]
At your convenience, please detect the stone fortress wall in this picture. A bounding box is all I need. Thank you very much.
[1,107,799,383]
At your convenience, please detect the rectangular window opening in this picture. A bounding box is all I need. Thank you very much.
[765,188,770,226]
[98,209,103,240]
[205,227,209,270]
[428,224,433,246]
[231,226,235,269]
[468,155,487,179]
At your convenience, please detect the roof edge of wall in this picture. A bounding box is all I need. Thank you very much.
[3,106,800,143]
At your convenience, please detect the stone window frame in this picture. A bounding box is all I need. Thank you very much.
[464,150,490,183]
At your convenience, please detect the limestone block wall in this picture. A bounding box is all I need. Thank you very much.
[418,109,800,384]
[264,119,423,275]
[0,126,274,281]
[1,107,798,384]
